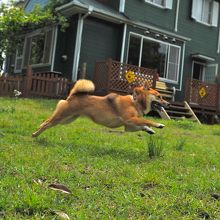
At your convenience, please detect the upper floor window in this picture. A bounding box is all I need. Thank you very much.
[191,0,219,27]
[143,0,173,9]
[127,34,181,83]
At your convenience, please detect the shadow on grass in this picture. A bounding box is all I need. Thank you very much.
[64,142,152,164]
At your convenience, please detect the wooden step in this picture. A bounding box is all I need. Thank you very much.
[166,110,193,117]
[165,105,189,112]
[156,88,173,95]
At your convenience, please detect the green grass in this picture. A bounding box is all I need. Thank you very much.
[0,97,220,219]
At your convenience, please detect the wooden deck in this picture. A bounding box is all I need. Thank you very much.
[185,78,220,115]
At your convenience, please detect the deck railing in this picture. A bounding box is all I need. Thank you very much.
[93,59,157,94]
[185,78,220,110]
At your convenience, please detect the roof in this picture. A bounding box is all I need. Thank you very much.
[56,0,127,23]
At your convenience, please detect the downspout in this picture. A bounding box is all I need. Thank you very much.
[72,6,93,81]
[120,23,127,63]
[174,0,180,32]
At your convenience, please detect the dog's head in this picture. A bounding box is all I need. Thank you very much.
[133,82,170,114]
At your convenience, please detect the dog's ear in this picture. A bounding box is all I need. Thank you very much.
[143,81,150,90]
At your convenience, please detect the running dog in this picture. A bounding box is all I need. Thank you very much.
[32,79,169,137]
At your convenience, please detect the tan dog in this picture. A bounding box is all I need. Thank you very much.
[32,79,169,137]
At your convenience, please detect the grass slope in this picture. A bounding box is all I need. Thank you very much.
[0,97,220,219]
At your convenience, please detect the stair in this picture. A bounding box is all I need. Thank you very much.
[156,81,175,102]
[155,81,200,124]
[157,101,201,124]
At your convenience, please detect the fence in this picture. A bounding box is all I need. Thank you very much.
[0,67,73,98]
[185,78,220,110]
[93,59,157,94]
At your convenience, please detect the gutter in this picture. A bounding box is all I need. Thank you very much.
[56,1,191,42]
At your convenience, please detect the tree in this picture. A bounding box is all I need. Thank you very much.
[0,0,69,71]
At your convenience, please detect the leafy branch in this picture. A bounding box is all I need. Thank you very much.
[0,0,70,70]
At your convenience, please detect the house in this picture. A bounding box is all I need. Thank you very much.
[7,0,220,119]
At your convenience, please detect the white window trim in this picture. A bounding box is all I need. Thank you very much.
[126,32,181,84]
[14,50,23,73]
[22,27,55,69]
[191,0,219,27]
[191,61,206,81]
[143,0,173,9]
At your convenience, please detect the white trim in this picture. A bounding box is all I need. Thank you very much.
[138,37,143,67]
[120,23,127,62]
[22,27,55,68]
[72,14,84,82]
[174,0,180,32]
[217,24,220,53]
[192,60,206,81]
[143,0,173,9]
[119,0,125,13]
[51,26,58,72]
[178,41,185,91]
[191,54,215,62]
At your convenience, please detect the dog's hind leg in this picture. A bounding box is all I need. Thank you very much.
[32,100,76,137]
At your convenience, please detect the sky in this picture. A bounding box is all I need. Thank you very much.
[0,0,10,5]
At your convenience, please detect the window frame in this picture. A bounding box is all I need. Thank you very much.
[191,60,218,83]
[126,32,181,84]
[191,0,219,27]
[22,27,54,69]
[143,0,173,9]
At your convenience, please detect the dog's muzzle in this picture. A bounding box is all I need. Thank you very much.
[151,101,169,112]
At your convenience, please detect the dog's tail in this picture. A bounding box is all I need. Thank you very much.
[68,79,95,98]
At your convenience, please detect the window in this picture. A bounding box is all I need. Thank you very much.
[23,28,54,68]
[192,62,205,80]
[191,0,219,27]
[143,0,173,9]
[127,34,181,82]
[14,38,25,73]
[192,61,218,83]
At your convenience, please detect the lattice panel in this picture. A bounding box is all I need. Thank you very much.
[188,79,218,107]
[93,61,109,92]
[108,60,157,93]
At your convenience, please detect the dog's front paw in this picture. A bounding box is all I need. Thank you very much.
[143,126,155,135]
[156,123,165,129]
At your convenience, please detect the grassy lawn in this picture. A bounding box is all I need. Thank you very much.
[0,97,220,219]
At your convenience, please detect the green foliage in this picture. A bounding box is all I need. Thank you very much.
[147,136,164,158]
[0,0,69,69]
[175,138,186,151]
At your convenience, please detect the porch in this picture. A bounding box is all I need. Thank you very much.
[93,59,220,123]
[185,78,220,122]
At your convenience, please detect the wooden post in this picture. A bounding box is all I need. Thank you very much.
[23,66,33,97]
[106,58,112,93]
[217,84,220,111]
[79,62,87,79]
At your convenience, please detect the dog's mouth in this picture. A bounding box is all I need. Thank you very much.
[151,101,164,112]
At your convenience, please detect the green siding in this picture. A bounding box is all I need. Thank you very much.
[80,18,122,80]
[176,0,220,100]
[95,0,120,10]
[125,0,177,31]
